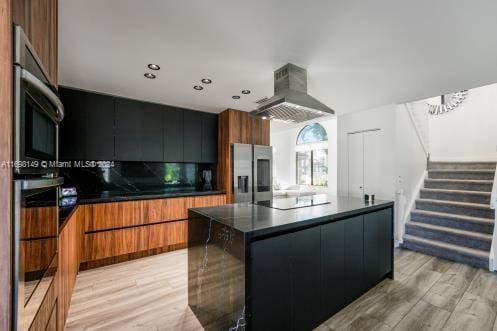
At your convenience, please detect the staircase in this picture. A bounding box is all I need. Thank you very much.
[402,161,496,269]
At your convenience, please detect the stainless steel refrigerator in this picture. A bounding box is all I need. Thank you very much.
[231,143,273,203]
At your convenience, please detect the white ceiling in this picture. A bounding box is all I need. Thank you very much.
[59,0,497,115]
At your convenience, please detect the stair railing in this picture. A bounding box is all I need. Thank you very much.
[489,164,497,271]
[404,103,429,158]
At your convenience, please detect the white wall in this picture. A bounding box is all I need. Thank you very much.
[337,105,397,200]
[271,117,338,195]
[429,83,497,161]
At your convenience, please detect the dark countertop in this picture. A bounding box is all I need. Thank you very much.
[190,195,394,240]
[77,189,225,204]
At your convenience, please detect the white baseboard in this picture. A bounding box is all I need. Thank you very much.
[430,156,497,162]
[398,170,428,244]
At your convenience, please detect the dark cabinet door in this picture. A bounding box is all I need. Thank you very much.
[291,226,321,331]
[114,98,141,161]
[183,110,202,163]
[321,220,345,320]
[250,233,292,331]
[201,113,218,163]
[59,88,114,160]
[163,106,184,162]
[344,215,364,302]
[140,103,163,162]
[115,99,163,161]
[59,88,86,160]
[364,208,393,288]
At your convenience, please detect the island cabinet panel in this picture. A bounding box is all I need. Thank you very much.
[250,226,321,330]
[250,233,292,331]
[321,220,346,320]
[344,215,365,302]
[364,208,393,289]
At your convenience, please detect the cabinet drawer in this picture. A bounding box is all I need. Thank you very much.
[82,221,187,262]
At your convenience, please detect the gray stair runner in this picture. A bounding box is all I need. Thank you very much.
[402,161,496,269]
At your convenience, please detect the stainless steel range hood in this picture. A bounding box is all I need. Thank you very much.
[250,63,334,123]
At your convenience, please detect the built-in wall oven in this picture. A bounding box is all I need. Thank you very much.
[12,25,65,331]
[13,25,64,175]
[13,177,63,331]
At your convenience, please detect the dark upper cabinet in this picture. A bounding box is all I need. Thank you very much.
[201,113,218,163]
[364,209,393,288]
[183,110,203,163]
[59,88,114,160]
[321,220,346,320]
[60,88,218,163]
[114,98,163,161]
[114,98,142,161]
[163,106,184,162]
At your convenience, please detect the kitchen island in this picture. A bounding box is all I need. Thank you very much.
[187,195,394,330]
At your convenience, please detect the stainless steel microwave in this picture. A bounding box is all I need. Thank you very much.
[13,25,64,176]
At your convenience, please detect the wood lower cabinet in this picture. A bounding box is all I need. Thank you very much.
[58,207,82,330]
[28,277,57,331]
[81,194,226,266]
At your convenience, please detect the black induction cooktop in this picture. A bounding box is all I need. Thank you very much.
[254,194,331,210]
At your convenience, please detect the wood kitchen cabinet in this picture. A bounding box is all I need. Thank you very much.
[80,194,226,268]
[13,0,58,84]
[58,207,82,330]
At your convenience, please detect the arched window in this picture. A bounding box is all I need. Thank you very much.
[296,123,328,186]
[296,123,328,145]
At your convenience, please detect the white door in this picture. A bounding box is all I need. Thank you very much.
[347,132,364,197]
[363,130,381,197]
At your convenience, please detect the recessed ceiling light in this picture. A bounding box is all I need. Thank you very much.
[144,73,156,79]
[232,95,240,99]
[241,90,251,94]
[262,116,267,120]
[193,85,204,91]
[147,64,160,70]
[201,78,212,84]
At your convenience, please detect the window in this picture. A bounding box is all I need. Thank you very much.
[296,123,328,186]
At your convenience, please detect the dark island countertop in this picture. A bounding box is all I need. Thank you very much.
[189,195,393,240]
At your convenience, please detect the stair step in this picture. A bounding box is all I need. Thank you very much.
[428,169,495,180]
[402,235,489,269]
[405,221,492,251]
[420,188,491,204]
[425,179,493,192]
[411,209,494,234]
[416,199,494,219]
[429,161,496,170]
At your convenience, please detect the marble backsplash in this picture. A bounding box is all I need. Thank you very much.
[61,161,216,197]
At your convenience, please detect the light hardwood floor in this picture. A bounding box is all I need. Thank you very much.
[66,249,497,331]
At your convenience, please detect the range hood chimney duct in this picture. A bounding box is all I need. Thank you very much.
[250,63,334,123]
